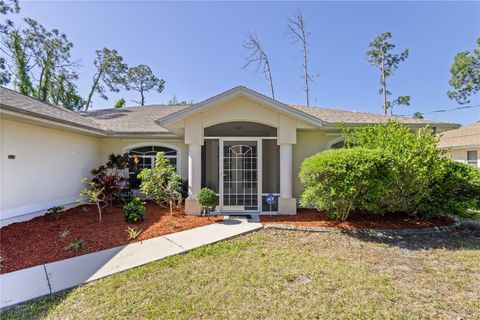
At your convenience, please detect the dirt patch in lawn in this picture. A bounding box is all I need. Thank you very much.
[0,202,222,274]
[261,208,454,230]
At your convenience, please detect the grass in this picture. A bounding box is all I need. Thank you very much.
[2,228,479,319]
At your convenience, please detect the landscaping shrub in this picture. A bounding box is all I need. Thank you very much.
[123,197,146,223]
[197,188,217,216]
[90,153,134,206]
[300,120,480,220]
[344,121,445,214]
[418,159,480,217]
[299,148,393,220]
[79,177,107,222]
[138,152,182,214]
[79,153,135,222]
[343,121,480,217]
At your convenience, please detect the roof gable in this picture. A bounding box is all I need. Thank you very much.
[158,86,324,128]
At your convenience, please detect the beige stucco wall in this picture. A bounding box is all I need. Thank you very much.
[98,138,189,179]
[293,131,340,198]
[444,147,480,166]
[0,119,101,223]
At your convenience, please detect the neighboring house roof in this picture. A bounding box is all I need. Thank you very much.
[1,85,459,136]
[438,122,480,149]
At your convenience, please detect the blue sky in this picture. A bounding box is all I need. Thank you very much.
[7,1,480,124]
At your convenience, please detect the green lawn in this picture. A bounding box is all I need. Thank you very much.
[2,227,480,319]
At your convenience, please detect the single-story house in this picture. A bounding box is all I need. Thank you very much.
[438,121,479,167]
[0,86,460,226]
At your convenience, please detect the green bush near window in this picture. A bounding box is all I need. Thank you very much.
[137,152,182,214]
[300,148,393,220]
[123,197,146,223]
[300,121,480,220]
[197,188,217,216]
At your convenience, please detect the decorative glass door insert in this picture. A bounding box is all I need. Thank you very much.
[222,141,259,211]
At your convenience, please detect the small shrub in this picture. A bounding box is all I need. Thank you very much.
[138,152,182,214]
[197,188,217,216]
[126,227,142,240]
[79,178,107,222]
[45,206,64,218]
[65,239,85,252]
[123,197,145,223]
[299,148,393,221]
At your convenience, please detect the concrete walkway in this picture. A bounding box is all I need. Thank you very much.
[0,217,262,309]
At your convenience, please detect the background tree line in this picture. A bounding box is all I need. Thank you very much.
[1,1,478,115]
[243,9,479,117]
[0,0,165,111]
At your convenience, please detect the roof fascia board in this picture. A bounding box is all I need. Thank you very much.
[438,144,480,150]
[1,106,107,136]
[321,121,460,129]
[1,106,182,137]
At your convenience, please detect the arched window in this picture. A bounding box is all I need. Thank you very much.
[326,136,345,149]
[128,146,178,189]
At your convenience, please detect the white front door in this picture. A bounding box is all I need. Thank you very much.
[219,139,262,212]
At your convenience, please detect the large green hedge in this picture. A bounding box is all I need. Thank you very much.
[299,148,393,220]
[299,121,480,220]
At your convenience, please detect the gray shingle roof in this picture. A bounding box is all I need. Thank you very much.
[1,86,458,135]
[80,105,189,133]
[438,122,480,148]
[0,86,102,131]
[290,105,454,126]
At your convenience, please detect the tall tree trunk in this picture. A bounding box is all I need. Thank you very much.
[37,66,45,99]
[302,30,309,106]
[265,59,275,100]
[140,82,145,106]
[85,71,102,111]
[381,53,387,115]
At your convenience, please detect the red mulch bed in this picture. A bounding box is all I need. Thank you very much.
[260,208,454,230]
[0,202,222,274]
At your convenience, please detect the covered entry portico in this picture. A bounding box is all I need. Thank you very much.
[158,86,323,215]
[202,123,279,213]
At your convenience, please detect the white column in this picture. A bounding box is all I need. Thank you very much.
[280,143,292,199]
[188,143,201,198]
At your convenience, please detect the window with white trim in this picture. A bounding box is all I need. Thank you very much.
[467,150,478,167]
[128,146,178,189]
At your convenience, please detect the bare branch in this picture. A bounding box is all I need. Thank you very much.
[242,32,275,100]
[287,10,313,106]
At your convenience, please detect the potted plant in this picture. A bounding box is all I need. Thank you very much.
[197,188,217,216]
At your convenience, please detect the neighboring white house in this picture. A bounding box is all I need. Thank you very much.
[0,86,460,226]
[438,121,480,167]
